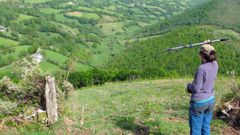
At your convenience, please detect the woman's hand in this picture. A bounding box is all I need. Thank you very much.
[186,83,192,94]
[186,88,192,94]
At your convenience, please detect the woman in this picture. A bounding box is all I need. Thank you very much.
[187,42,218,135]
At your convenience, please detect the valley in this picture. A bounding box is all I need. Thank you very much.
[0,0,207,75]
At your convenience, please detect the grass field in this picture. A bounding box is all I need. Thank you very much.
[75,62,91,71]
[51,22,79,35]
[105,5,116,12]
[62,78,230,135]
[77,6,95,12]
[2,78,233,134]
[14,45,30,54]
[39,61,62,73]
[98,22,124,35]
[16,14,34,22]
[66,11,100,20]
[40,8,61,14]
[137,22,150,27]
[0,0,18,2]
[0,37,18,46]
[144,5,168,13]
[38,32,61,39]
[98,15,117,23]
[24,0,52,4]
[43,49,68,66]
[1,45,30,60]
[55,14,78,23]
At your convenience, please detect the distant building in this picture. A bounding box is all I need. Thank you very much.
[32,52,43,63]
[0,25,6,32]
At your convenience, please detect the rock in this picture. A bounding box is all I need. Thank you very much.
[23,107,37,120]
[23,108,48,123]
[37,109,47,123]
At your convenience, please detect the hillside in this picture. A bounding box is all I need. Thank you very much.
[0,0,205,76]
[137,0,240,37]
[107,0,240,76]
[107,25,240,76]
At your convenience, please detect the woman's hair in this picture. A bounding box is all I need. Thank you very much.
[200,50,217,62]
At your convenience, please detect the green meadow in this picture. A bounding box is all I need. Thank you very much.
[66,12,100,20]
[24,0,52,4]
[2,78,232,134]
[0,37,18,46]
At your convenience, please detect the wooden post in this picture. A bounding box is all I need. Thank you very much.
[45,75,58,124]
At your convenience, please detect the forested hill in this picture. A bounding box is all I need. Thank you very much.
[107,25,240,77]
[136,0,240,38]
[106,0,240,77]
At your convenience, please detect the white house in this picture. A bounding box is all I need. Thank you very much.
[0,25,6,32]
[32,52,43,63]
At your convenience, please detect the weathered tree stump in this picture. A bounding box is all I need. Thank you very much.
[45,75,58,124]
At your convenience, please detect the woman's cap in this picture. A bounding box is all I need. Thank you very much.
[200,44,215,56]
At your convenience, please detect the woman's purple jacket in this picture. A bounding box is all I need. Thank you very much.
[187,61,218,101]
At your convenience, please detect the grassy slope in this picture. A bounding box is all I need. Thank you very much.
[0,37,18,46]
[63,78,231,135]
[43,49,68,65]
[208,0,240,29]
[66,79,192,134]
[3,78,232,134]
[1,45,30,60]
[0,66,13,78]
[16,14,34,22]
[39,61,62,73]
[97,22,124,35]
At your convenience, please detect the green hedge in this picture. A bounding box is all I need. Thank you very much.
[68,70,93,88]
[68,68,171,88]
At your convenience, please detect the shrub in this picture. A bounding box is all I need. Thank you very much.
[18,50,27,58]
[91,68,109,85]
[114,69,141,81]
[62,80,74,97]
[27,46,38,54]
[11,57,46,107]
[68,71,93,88]
[67,67,172,89]
[142,67,166,79]
[0,76,22,100]
[0,100,18,115]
